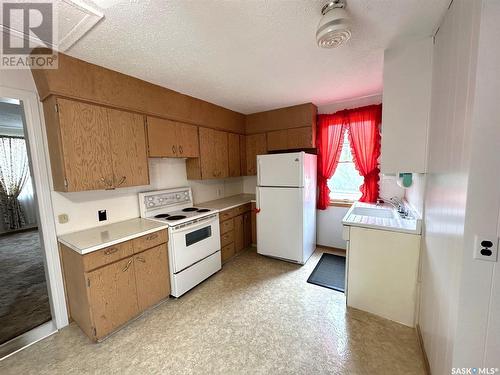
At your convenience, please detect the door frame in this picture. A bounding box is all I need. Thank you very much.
[0,85,69,330]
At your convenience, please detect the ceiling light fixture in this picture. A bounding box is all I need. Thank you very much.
[316,0,351,48]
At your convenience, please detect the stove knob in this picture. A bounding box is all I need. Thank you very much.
[176,194,180,199]
[148,197,153,201]
[148,202,154,207]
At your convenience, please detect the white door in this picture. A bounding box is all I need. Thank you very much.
[257,152,303,187]
[256,187,303,262]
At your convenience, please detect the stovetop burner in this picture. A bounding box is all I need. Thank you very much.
[154,213,170,218]
[182,207,199,212]
[197,209,211,213]
[166,215,187,221]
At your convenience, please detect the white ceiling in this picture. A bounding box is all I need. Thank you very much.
[66,0,450,114]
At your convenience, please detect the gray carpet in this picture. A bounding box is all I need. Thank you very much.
[0,230,51,344]
[307,253,346,292]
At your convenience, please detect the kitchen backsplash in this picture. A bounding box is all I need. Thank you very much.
[52,158,245,235]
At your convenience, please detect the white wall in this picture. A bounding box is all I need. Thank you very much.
[53,158,245,235]
[454,0,500,368]
[417,0,486,373]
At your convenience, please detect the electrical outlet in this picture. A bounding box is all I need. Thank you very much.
[98,210,107,222]
[58,214,69,224]
[473,235,498,262]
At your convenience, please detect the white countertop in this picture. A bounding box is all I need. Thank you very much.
[342,201,422,235]
[58,218,169,255]
[198,194,256,211]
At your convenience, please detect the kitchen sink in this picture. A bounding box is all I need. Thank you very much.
[350,206,395,219]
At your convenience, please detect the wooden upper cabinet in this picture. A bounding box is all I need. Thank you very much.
[239,135,247,177]
[147,117,199,158]
[108,109,149,188]
[267,130,288,151]
[267,127,315,151]
[214,129,229,178]
[197,127,229,179]
[44,97,150,192]
[245,133,267,175]
[177,122,199,157]
[54,98,114,191]
[227,133,241,177]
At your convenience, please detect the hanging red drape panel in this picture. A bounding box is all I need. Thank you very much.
[346,104,382,203]
[316,113,347,210]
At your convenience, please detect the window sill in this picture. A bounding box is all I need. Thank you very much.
[329,200,354,208]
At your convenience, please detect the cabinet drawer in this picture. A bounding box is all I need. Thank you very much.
[221,242,235,263]
[132,230,168,254]
[220,230,234,247]
[220,218,234,234]
[235,203,251,215]
[83,241,134,271]
[219,208,238,222]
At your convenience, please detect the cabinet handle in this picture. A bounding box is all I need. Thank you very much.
[100,176,114,189]
[136,256,146,263]
[116,176,127,187]
[104,247,118,255]
[122,259,133,272]
[146,233,158,241]
[172,145,177,154]
[179,145,183,154]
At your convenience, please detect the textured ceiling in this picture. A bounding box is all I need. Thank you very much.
[67,0,450,114]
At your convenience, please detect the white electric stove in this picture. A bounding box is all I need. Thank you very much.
[139,187,221,297]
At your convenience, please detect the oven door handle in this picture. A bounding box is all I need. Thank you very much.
[171,216,218,234]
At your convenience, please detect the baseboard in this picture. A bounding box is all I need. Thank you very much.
[317,244,346,254]
[416,324,431,375]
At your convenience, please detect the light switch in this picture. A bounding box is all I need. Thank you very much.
[473,235,498,262]
[58,214,69,224]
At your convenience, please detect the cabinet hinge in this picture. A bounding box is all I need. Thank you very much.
[92,327,96,337]
[54,103,59,113]
[64,178,68,188]
[87,278,90,287]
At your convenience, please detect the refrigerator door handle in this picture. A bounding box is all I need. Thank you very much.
[255,188,260,213]
[257,159,261,186]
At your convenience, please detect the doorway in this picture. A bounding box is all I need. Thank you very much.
[0,86,66,360]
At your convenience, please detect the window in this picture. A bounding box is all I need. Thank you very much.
[327,131,363,202]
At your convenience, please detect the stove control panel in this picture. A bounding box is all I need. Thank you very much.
[142,189,191,209]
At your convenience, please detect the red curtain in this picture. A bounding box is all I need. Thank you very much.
[316,113,347,209]
[346,104,382,203]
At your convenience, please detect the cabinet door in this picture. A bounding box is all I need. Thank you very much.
[87,256,139,339]
[214,130,229,178]
[267,130,288,151]
[108,109,149,188]
[177,123,199,158]
[246,133,267,175]
[243,211,252,248]
[287,127,314,149]
[134,245,170,311]
[233,214,244,253]
[57,98,113,191]
[147,117,178,157]
[239,135,247,176]
[199,127,216,178]
[228,133,241,177]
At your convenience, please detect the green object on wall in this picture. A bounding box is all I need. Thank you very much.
[398,173,413,188]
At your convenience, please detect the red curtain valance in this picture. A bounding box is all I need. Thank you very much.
[316,104,382,209]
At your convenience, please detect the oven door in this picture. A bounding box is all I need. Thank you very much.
[170,215,221,273]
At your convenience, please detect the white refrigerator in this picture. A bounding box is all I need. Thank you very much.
[256,152,317,264]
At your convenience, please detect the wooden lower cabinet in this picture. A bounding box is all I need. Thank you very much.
[134,245,170,311]
[219,204,253,263]
[60,230,169,341]
[251,202,257,245]
[87,257,140,339]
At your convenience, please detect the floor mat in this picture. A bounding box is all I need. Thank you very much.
[307,253,346,292]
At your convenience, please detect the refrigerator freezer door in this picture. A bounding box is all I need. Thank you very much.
[256,187,303,263]
[257,152,304,187]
